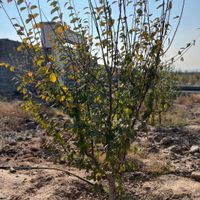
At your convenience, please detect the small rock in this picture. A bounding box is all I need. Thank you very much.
[160,136,174,147]
[169,145,188,155]
[169,145,182,154]
[9,166,16,173]
[191,171,200,181]
[148,146,159,153]
[30,147,39,152]
[9,141,17,146]
[171,127,182,133]
[129,171,145,180]
[170,154,178,160]
[24,135,32,141]
[16,136,23,142]
[189,145,200,154]
[26,122,37,130]
[180,138,190,147]
[194,152,200,157]
[148,136,154,143]
[153,133,163,143]
[25,119,33,123]
[144,186,151,191]
[172,159,180,164]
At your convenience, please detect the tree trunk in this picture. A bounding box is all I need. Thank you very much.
[158,112,162,126]
[107,174,117,200]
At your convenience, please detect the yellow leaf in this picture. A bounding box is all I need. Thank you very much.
[124,108,129,114]
[40,94,45,100]
[60,96,65,102]
[37,59,44,67]
[45,96,50,101]
[38,67,48,74]
[63,24,69,31]
[113,114,119,121]
[17,86,21,91]
[148,114,154,125]
[17,45,23,52]
[5,63,9,68]
[10,66,15,72]
[164,103,168,110]
[61,86,68,92]
[28,71,33,77]
[50,73,57,83]
[33,22,41,29]
[56,26,63,35]
[22,88,27,94]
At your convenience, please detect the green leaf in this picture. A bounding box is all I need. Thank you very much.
[67,6,73,10]
[51,7,59,14]
[157,3,164,9]
[13,23,20,27]
[50,1,58,7]
[25,18,32,24]
[70,17,79,23]
[52,16,59,21]
[20,6,26,11]
[17,0,24,5]
[30,5,37,10]
[17,30,24,35]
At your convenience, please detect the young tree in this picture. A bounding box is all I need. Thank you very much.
[0,0,185,199]
[147,66,177,126]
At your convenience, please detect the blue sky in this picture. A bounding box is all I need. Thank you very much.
[0,0,200,71]
[166,0,200,71]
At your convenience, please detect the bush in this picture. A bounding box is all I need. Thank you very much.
[0,0,185,199]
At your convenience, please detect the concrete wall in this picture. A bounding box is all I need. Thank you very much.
[0,39,24,94]
[0,68,17,94]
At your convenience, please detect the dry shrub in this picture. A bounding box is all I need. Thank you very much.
[176,94,200,106]
[162,106,188,126]
[161,94,200,127]
[43,107,68,119]
[0,101,31,118]
[176,95,192,106]
[0,101,70,132]
[0,100,68,120]
[190,94,200,103]
[127,146,173,174]
[143,159,173,175]
[0,100,31,131]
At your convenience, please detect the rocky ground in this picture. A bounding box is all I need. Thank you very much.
[0,95,200,200]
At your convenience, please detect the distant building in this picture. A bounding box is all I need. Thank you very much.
[40,22,85,68]
[40,22,83,49]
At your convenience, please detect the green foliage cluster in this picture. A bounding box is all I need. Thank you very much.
[147,68,176,126]
[0,0,184,199]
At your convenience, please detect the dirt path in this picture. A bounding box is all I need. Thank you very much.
[0,130,97,200]
[0,97,200,199]
[0,102,98,200]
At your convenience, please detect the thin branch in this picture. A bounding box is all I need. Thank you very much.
[0,165,94,186]
[163,0,186,55]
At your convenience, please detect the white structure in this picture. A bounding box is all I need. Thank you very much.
[40,22,86,86]
[40,22,84,49]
